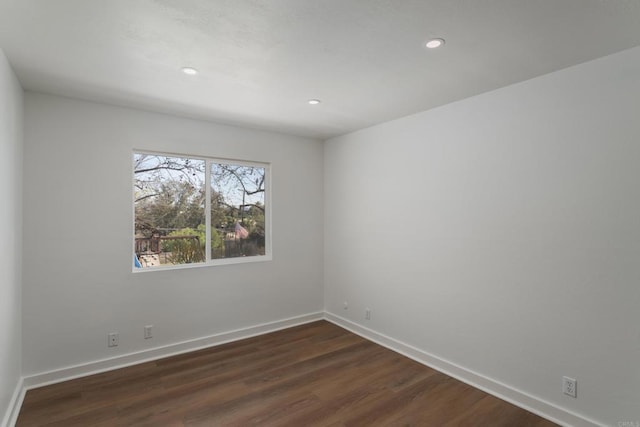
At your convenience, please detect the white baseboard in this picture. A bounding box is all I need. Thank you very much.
[10,311,604,427]
[1,377,25,427]
[324,312,602,427]
[22,312,324,390]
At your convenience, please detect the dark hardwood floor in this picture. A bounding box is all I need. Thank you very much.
[17,321,557,426]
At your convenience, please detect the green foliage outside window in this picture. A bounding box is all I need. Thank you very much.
[134,153,267,269]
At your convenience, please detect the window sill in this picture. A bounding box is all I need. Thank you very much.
[132,254,272,273]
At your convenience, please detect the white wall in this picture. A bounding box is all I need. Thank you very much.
[0,50,23,423]
[22,93,324,376]
[325,46,640,426]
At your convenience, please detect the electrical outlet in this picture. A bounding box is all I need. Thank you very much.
[365,308,371,320]
[144,325,153,339]
[563,376,577,398]
[108,332,119,347]
[343,301,348,310]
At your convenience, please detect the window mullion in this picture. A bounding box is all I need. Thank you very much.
[205,159,212,263]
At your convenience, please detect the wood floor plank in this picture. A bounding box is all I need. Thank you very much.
[16,321,558,426]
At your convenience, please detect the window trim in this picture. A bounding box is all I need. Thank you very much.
[132,150,272,272]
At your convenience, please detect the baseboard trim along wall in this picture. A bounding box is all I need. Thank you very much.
[21,312,324,392]
[10,312,604,427]
[2,377,25,427]
[324,312,603,427]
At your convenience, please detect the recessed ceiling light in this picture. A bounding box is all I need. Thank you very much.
[425,38,445,49]
[182,67,198,75]
[308,99,321,105]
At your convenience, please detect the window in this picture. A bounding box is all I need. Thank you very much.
[133,152,270,270]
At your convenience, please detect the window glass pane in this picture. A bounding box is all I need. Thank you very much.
[210,163,266,259]
[134,153,206,268]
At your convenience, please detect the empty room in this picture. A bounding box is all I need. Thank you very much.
[1,1,639,426]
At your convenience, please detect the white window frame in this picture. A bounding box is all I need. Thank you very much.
[132,150,272,272]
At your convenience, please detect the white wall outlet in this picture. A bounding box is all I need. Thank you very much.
[365,308,371,320]
[108,332,119,347]
[144,325,153,339]
[343,301,348,310]
[563,376,577,398]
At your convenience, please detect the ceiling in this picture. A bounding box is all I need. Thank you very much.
[1,0,640,140]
